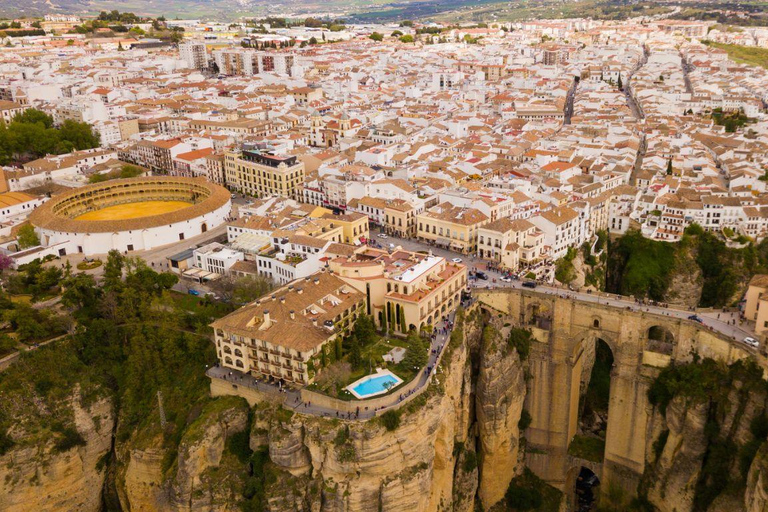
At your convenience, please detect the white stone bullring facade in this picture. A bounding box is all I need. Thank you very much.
[28,177,231,256]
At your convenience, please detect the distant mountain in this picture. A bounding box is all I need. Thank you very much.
[0,0,495,21]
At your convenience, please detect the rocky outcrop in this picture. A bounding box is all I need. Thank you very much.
[746,444,768,512]
[0,394,114,512]
[645,397,709,512]
[475,324,527,510]
[118,395,250,512]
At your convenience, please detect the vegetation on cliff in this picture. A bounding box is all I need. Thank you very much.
[0,251,241,481]
[646,358,768,509]
[607,226,768,307]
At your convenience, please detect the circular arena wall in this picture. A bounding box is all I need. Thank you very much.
[29,177,231,256]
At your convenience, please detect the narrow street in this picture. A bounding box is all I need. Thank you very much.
[563,76,578,125]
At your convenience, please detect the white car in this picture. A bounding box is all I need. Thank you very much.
[451,258,462,263]
[377,233,388,239]
[743,337,760,348]
[501,276,512,283]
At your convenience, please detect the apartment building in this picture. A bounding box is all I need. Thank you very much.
[529,206,581,259]
[417,203,489,254]
[329,246,467,333]
[0,100,27,124]
[179,42,209,70]
[224,144,305,199]
[477,218,545,270]
[211,272,365,385]
[193,242,244,275]
[213,49,296,77]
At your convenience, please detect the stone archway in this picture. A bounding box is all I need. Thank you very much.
[646,325,675,355]
[566,332,617,466]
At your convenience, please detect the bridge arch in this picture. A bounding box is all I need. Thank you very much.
[645,324,675,355]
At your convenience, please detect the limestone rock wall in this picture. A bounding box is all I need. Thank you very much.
[645,397,709,512]
[475,324,527,510]
[117,395,250,512]
[0,395,114,512]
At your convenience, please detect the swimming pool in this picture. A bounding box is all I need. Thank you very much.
[347,370,403,399]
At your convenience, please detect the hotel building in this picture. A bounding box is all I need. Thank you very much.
[328,246,467,333]
[211,272,365,385]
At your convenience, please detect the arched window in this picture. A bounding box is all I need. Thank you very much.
[234,348,243,357]
[593,319,600,328]
[223,346,232,354]
[225,356,233,365]
[235,360,244,368]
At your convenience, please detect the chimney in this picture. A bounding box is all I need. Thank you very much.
[290,310,295,319]
[312,318,317,326]
[314,278,320,285]
[280,297,285,304]
[263,310,271,327]
[297,287,303,294]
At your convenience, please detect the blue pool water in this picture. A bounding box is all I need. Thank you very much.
[352,374,400,397]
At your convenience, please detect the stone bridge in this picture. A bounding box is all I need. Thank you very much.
[474,287,759,500]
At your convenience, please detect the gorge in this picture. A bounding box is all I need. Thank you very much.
[1,287,768,512]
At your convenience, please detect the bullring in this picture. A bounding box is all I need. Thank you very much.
[29,177,231,256]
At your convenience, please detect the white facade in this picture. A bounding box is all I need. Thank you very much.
[194,242,244,274]
[35,200,231,256]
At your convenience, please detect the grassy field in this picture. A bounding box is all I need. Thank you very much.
[703,41,768,69]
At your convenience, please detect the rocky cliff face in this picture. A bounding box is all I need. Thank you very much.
[117,395,250,512]
[0,393,114,512]
[475,324,526,508]
[642,361,768,512]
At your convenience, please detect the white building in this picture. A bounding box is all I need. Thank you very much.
[193,242,244,274]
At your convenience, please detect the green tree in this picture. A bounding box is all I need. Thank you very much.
[13,109,53,128]
[348,333,362,369]
[369,32,383,42]
[103,250,125,289]
[391,30,403,37]
[58,120,99,150]
[617,73,623,90]
[666,159,673,175]
[399,35,414,43]
[402,330,427,371]
[309,36,318,45]
[17,224,40,249]
[353,314,376,346]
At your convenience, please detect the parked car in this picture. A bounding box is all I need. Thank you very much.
[687,314,703,323]
[501,276,512,283]
[377,233,388,239]
[522,281,537,289]
[475,271,488,280]
[743,337,760,348]
[188,289,200,296]
[451,258,463,263]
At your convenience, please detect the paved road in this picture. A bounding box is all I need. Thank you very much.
[376,228,756,344]
[624,46,647,120]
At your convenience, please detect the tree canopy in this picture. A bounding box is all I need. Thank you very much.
[0,109,100,165]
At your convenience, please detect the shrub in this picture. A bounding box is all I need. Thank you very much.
[506,483,543,511]
[508,328,533,360]
[226,430,252,464]
[53,426,87,453]
[518,409,532,431]
[462,450,478,472]
[380,409,401,431]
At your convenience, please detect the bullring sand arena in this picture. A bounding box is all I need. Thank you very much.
[29,177,231,256]
[75,200,192,221]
